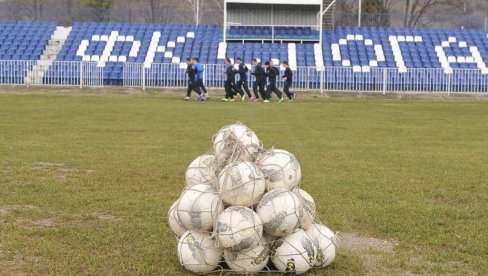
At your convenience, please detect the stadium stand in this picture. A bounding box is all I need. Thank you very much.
[1,20,488,90]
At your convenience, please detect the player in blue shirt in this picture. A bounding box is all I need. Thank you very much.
[192,57,208,101]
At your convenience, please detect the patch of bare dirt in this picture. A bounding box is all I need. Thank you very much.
[338,232,394,254]
[0,205,39,216]
[16,218,55,228]
[31,162,95,180]
[98,213,123,221]
[337,232,396,274]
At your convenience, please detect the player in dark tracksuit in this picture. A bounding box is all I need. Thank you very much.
[282,61,296,102]
[222,58,236,102]
[184,58,196,101]
[235,57,252,101]
[265,60,284,103]
[251,58,266,102]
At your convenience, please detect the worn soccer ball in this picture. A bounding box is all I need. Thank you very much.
[177,184,224,231]
[256,189,303,237]
[219,161,266,206]
[168,200,187,237]
[185,154,218,188]
[223,243,269,273]
[213,124,261,165]
[177,230,222,274]
[256,149,301,191]
[271,229,318,275]
[215,206,263,252]
[292,188,316,230]
[306,224,337,267]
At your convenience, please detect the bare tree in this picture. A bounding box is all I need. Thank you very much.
[403,0,462,27]
[138,0,176,23]
[10,0,48,21]
[187,0,204,25]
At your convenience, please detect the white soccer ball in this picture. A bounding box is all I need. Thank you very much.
[271,229,318,275]
[292,188,316,230]
[177,184,224,231]
[215,206,263,252]
[223,243,269,273]
[219,161,266,206]
[168,200,186,237]
[185,154,218,188]
[306,224,337,267]
[256,149,301,191]
[177,230,222,274]
[256,189,303,237]
[213,124,261,165]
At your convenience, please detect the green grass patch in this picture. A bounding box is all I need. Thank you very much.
[1,91,487,274]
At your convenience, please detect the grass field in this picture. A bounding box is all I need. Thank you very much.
[1,89,487,275]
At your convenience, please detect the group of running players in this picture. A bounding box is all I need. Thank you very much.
[184,57,296,103]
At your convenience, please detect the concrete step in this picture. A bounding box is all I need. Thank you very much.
[25,26,72,85]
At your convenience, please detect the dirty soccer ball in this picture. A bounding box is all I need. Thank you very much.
[219,161,266,207]
[306,224,337,268]
[213,123,261,165]
[168,200,187,237]
[223,243,270,273]
[215,206,263,252]
[292,188,316,230]
[177,184,224,231]
[271,229,318,275]
[185,154,218,188]
[256,149,301,191]
[177,230,222,274]
[256,189,303,237]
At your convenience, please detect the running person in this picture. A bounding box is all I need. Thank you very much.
[184,58,196,101]
[251,58,266,102]
[235,57,252,102]
[192,57,208,100]
[222,58,236,102]
[265,60,284,103]
[282,61,296,102]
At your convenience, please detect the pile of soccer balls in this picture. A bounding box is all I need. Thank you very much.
[168,123,337,275]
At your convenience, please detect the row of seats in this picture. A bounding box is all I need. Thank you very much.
[0,21,56,61]
[227,26,320,40]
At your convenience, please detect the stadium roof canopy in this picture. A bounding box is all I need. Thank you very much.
[223,0,323,42]
[225,0,321,5]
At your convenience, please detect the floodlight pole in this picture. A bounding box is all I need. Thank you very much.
[358,0,362,27]
[223,0,227,41]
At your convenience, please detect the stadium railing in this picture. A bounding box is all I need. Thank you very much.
[122,63,488,94]
[0,60,103,87]
[1,60,488,94]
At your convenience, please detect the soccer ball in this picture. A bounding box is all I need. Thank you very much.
[215,206,263,252]
[219,161,266,206]
[223,243,269,273]
[168,200,186,237]
[271,229,318,275]
[213,124,261,165]
[306,224,337,267]
[256,149,301,191]
[185,154,218,188]
[177,230,222,274]
[177,184,224,231]
[292,188,316,230]
[256,189,303,237]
